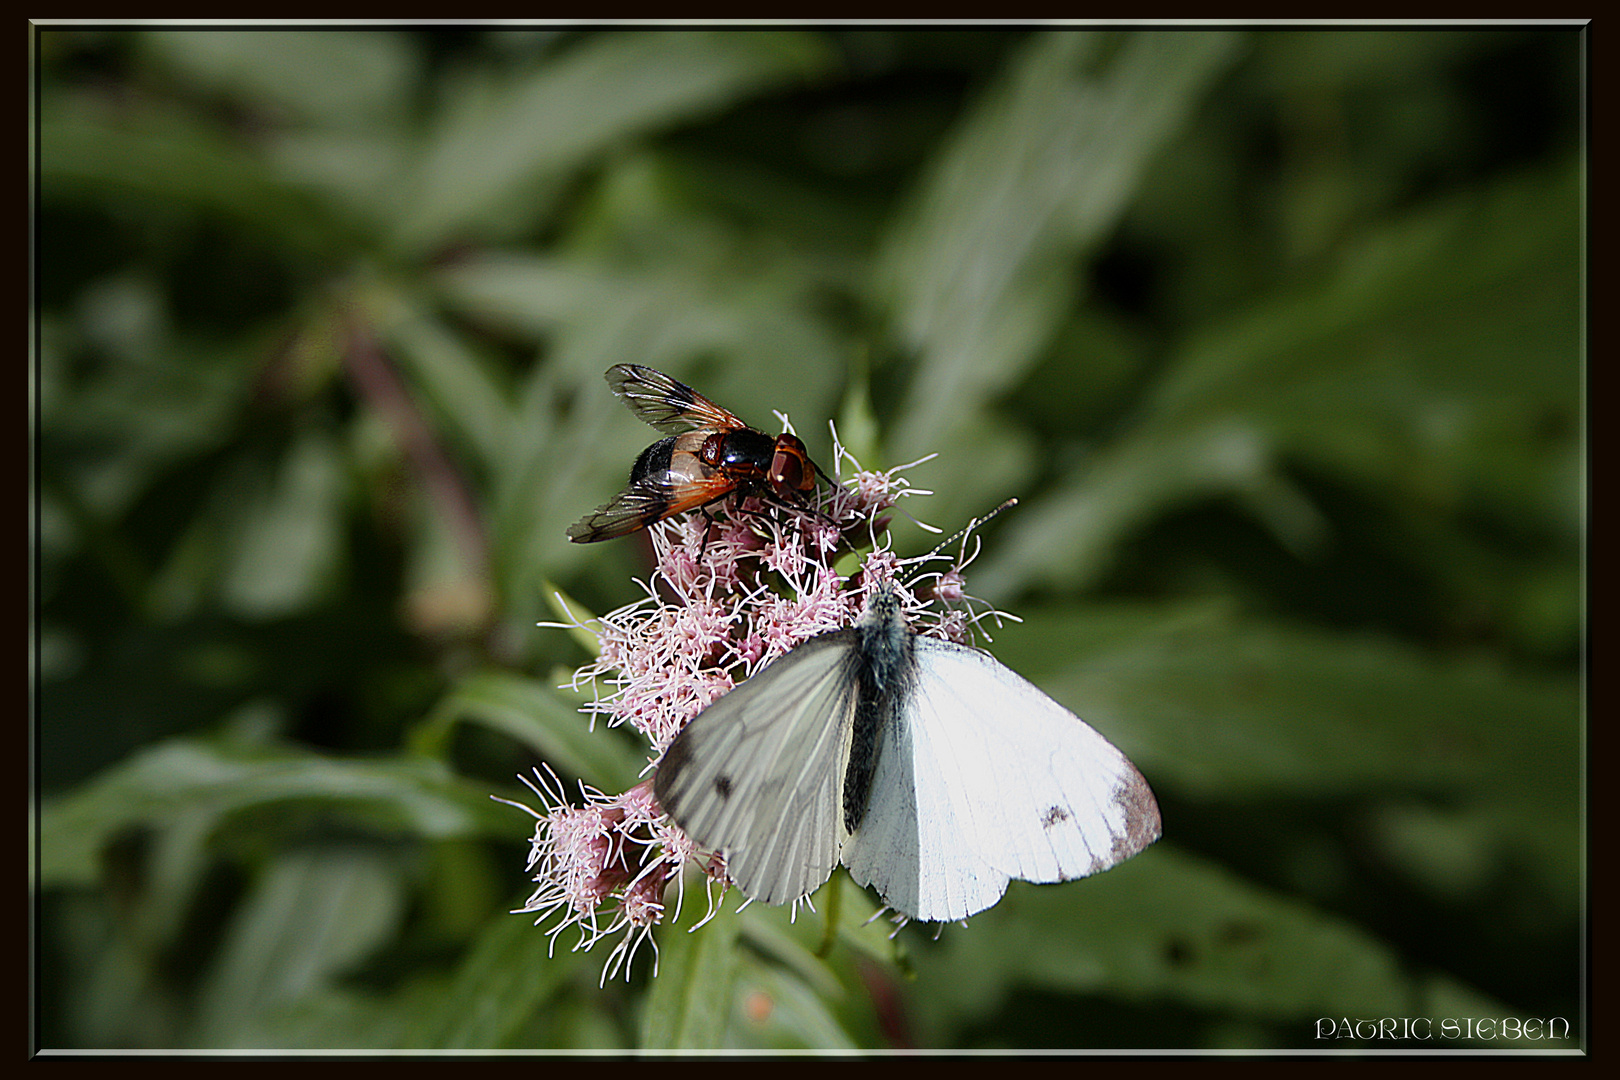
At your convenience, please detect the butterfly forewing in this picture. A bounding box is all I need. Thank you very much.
[906,637,1161,887]
[654,633,862,907]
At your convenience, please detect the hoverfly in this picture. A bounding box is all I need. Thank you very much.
[567,364,826,544]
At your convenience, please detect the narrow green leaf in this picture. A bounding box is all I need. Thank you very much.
[139,29,417,127]
[371,287,517,472]
[880,31,1241,466]
[417,909,581,1049]
[730,956,860,1050]
[911,846,1523,1043]
[540,579,606,658]
[640,903,742,1049]
[40,739,510,887]
[220,428,348,619]
[193,848,407,1047]
[392,30,833,254]
[423,670,645,795]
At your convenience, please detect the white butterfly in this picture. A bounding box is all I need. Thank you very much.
[653,580,1161,923]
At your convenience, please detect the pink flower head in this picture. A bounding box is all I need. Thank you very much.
[500,436,1009,981]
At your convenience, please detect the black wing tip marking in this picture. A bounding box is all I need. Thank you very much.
[1063,767,1164,877]
[1115,767,1163,859]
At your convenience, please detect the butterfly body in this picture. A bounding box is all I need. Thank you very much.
[653,582,1161,922]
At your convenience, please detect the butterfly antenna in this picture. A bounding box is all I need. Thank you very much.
[902,497,1018,583]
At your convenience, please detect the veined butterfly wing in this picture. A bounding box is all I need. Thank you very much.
[655,582,1161,922]
[845,634,1160,922]
[653,633,861,907]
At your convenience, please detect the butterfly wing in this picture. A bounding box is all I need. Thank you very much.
[654,632,862,907]
[607,364,745,435]
[841,698,1013,922]
[848,636,1160,923]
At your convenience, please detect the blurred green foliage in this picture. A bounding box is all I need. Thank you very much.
[34,26,1582,1051]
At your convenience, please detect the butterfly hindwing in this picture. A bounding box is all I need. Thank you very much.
[841,694,1013,922]
[654,632,862,906]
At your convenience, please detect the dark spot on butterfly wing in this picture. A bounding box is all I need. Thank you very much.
[1041,805,1070,829]
[714,774,733,799]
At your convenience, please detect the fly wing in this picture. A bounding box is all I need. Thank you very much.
[607,364,745,435]
[872,637,1160,921]
[654,632,861,907]
[566,472,734,543]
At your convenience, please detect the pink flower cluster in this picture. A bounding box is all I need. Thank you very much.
[498,437,1002,982]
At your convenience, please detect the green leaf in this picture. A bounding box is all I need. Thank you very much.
[193,848,408,1047]
[422,670,646,795]
[879,31,1241,512]
[370,286,517,473]
[541,580,607,658]
[640,901,743,1049]
[980,161,1581,595]
[911,846,1523,1046]
[40,739,510,888]
[728,954,860,1050]
[390,30,834,254]
[414,909,584,1049]
[39,104,355,258]
[139,29,418,128]
[220,428,349,619]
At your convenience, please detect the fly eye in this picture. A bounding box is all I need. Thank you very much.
[770,446,808,490]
